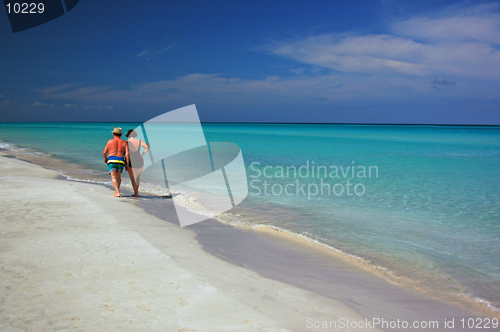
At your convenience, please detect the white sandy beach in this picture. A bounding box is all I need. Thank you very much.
[0,154,380,331]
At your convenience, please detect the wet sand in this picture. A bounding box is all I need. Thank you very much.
[138,197,495,331]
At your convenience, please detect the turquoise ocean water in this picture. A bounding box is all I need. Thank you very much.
[1,122,499,311]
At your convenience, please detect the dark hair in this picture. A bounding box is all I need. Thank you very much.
[126,129,138,138]
[113,133,122,137]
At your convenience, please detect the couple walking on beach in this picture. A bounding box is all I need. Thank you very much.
[103,127,150,197]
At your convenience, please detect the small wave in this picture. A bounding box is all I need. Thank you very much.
[469,294,500,313]
[0,141,43,155]
[60,174,113,186]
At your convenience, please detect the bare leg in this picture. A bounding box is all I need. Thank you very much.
[127,167,139,197]
[110,171,122,197]
[136,174,141,196]
[134,167,144,196]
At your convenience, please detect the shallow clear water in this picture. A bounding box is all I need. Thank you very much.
[1,122,499,310]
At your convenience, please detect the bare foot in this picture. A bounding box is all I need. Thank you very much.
[113,192,122,197]
[132,193,139,197]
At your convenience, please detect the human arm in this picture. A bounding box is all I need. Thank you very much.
[103,144,108,163]
[141,140,150,157]
[125,141,130,170]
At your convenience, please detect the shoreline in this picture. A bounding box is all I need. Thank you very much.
[178,210,499,327]
[1,139,499,319]
[249,225,500,317]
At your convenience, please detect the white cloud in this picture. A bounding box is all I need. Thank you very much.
[272,34,427,76]
[392,3,500,44]
[271,35,500,80]
[35,4,500,110]
[132,50,149,58]
[37,83,82,94]
[33,102,47,106]
[63,104,77,107]
[131,45,175,59]
[290,68,306,75]
[83,105,114,109]
[268,4,500,80]
[151,45,175,55]
[393,14,500,44]
[39,71,469,109]
[61,86,109,96]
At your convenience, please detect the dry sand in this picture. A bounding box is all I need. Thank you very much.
[0,154,380,331]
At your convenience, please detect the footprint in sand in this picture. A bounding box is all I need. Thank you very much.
[137,304,153,311]
[101,304,116,312]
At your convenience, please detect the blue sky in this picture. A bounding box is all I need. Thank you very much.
[0,0,499,123]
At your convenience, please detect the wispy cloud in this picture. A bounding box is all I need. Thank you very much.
[37,83,82,94]
[271,34,427,76]
[132,50,150,58]
[38,71,460,109]
[83,105,114,110]
[151,45,175,55]
[392,3,500,44]
[267,4,500,80]
[131,45,175,59]
[33,102,56,106]
[34,4,500,115]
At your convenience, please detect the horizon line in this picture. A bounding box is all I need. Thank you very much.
[1,121,500,127]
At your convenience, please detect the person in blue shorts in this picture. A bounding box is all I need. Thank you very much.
[103,127,130,197]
